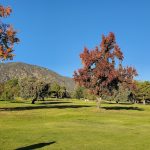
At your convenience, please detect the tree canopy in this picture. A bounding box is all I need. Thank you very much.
[0,5,19,61]
[74,32,137,98]
[133,81,150,104]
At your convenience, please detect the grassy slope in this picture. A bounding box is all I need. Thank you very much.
[0,100,150,150]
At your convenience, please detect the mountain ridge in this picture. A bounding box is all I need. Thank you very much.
[0,62,75,91]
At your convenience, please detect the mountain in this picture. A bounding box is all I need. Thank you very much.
[0,62,75,91]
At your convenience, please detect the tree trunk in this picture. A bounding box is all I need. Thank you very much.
[32,98,37,104]
[56,92,58,99]
[134,99,137,104]
[97,97,101,109]
[41,97,44,101]
[32,93,38,104]
[143,96,145,105]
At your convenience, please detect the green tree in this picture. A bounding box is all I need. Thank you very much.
[0,83,4,96]
[58,86,67,98]
[103,83,131,103]
[50,82,61,98]
[73,86,85,99]
[83,89,96,100]
[19,77,50,104]
[133,81,150,104]
[0,79,19,100]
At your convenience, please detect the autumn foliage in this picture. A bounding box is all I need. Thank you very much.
[74,32,137,97]
[0,5,19,60]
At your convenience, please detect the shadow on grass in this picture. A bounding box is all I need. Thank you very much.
[8,100,72,104]
[0,104,91,111]
[40,101,72,104]
[15,141,56,150]
[106,102,133,105]
[102,106,144,111]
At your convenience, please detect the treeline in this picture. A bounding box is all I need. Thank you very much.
[73,81,150,104]
[0,78,70,104]
[0,78,149,104]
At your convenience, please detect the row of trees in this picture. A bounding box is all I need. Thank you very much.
[100,81,150,104]
[0,78,149,104]
[73,81,150,104]
[0,78,70,104]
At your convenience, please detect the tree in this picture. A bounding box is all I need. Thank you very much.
[0,82,4,97]
[0,79,20,100]
[19,77,50,104]
[58,86,67,98]
[50,82,61,98]
[73,86,85,99]
[72,86,96,100]
[50,82,69,98]
[103,83,131,103]
[0,5,19,61]
[74,32,137,108]
[113,85,131,103]
[83,88,96,100]
[133,81,150,104]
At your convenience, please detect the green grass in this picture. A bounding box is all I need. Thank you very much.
[0,99,150,150]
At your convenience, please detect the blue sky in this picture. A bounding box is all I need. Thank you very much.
[1,0,150,80]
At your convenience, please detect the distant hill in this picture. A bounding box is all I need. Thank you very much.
[0,62,75,91]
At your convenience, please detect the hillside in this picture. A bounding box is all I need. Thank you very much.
[0,62,75,91]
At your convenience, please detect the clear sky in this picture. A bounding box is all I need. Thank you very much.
[1,0,150,80]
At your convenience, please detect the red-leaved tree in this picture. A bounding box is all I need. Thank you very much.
[74,32,137,107]
[0,5,19,61]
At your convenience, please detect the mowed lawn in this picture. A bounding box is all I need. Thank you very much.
[0,99,150,150]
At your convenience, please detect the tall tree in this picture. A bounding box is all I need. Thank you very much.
[74,32,137,108]
[0,5,19,61]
